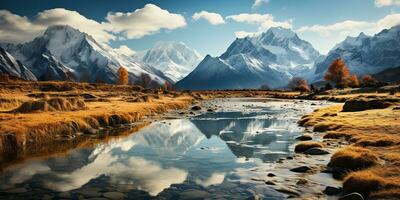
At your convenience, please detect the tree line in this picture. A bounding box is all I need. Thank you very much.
[288,58,380,92]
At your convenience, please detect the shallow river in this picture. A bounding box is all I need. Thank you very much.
[0,98,329,199]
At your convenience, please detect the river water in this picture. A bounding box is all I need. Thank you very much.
[0,98,329,200]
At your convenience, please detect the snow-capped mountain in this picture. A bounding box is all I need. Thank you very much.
[1,25,169,85]
[0,47,37,81]
[176,27,321,90]
[135,41,202,83]
[313,25,400,82]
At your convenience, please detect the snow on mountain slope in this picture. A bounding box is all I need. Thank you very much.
[0,47,37,81]
[1,25,168,85]
[313,25,400,82]
[135,41,202,83]
[176,27,321,90]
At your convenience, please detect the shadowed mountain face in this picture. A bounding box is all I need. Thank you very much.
[0,47,36,81]
[313,25,400,82]
[176,27,321,90]
[1,25,169,85]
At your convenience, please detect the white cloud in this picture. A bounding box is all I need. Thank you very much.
[253,0,269,8]
[192,11,225,25]
[226,13,292,30]
[375,0,400,7]
[234,30,261,38]
[0,4,186,44]
[297,13,400,54]
[104,4,186,39]
[0,9,115,44]
[114,45,136,56]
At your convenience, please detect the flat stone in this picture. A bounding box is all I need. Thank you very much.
[290,166,312,173]
[180,189,209,200]
[275,187,301,197]
[103,192,125,200]
[323,186,343,195]
[267,173,276,177]
[304,147,330,155]
[295,134,312,141]
[339,192,364,200]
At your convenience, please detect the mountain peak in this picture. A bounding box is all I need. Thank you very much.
[43,25,84,37]
[266,27,296,38]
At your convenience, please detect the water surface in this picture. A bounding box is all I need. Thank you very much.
[0,98,325,199]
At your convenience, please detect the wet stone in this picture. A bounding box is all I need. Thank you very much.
[323,186,343,195]
[304,147,330,155]
[295,134,312,141]
[290,166,312,173]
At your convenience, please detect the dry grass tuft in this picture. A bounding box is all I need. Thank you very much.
[343,166,400,198]
[369,189,400,200]
[328,146,379,171]
[342,98,398,112]
[313,122,342,132]
[12,97,86,113]
[323,131,353,140]
[294,141,324,153]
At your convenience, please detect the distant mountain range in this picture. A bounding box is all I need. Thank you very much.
[0,25,170,85]
[313,25,400,83]
[134,41,203,83]
[1,25,400,89]
[176,27,321,90]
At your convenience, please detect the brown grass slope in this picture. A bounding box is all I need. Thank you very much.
[298,95,400,199]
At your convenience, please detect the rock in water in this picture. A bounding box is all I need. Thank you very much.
[304,147,330,155]
[290,166,312,173]
[295,134,312,141]
[323,186,343,195]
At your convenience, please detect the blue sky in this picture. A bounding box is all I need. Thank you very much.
[1,0,400,55]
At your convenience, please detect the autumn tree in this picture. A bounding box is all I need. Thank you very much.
[117,67,129,85]
[288,77,310,92]
[324,59,351,88]
[361,74,376,87]
[348,74,360,88]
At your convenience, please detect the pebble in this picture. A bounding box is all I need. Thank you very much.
[295,134,312,141]
[290,166,312,173]
[304,147,330,155]
[323,186,343,195]
[267,173,276,177]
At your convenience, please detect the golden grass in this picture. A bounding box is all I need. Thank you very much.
[299,97,400,198]
[12,97,86,113]
[328,146,380,170]
[294,141,324,153]
[343,166,400,198]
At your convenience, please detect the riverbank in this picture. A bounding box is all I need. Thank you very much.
[0,81,196,168]
[297,97,400,199]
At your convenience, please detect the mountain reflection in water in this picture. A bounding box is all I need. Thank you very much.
[0,98,321,199]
